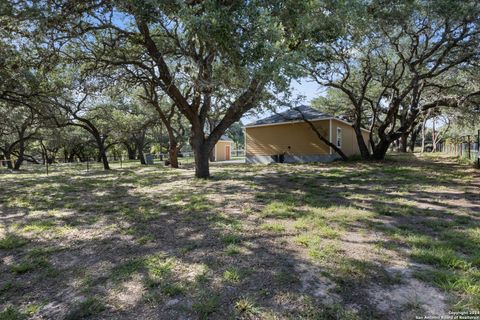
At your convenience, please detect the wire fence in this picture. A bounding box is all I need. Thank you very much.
[443,131,480,167]
[0,150,246,174]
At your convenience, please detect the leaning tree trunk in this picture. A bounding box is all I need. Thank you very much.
[295,108,348,160]
[99,147,110,170]
[95,137,110,170]
[137,143,146,165]
[353,125,371,160]
[13,141,25,170]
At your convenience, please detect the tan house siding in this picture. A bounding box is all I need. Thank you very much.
[245,118,371,163]
[245,120,330,157]
[330,119,371,156]
[214,141,232,161]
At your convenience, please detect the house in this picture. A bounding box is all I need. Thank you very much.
[244,106,370,163]
[212,135,234,161]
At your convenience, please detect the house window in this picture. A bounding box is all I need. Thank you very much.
[336,127,342,148]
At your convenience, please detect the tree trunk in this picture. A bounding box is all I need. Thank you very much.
[353,124,371,159]
[3,151,13,169]
[398,132,409,153]
[169,145,179,168]
[138,146,146,165]
[432,118,437,152]
[5,152,13,169]
[372,139,391,160]
[191,132,214,178]
[194,147,210,178]
[420,113,429,153]
[166,130,179,168]
[13,141,25,170]
[295,108,348,160]
[409,132,417,152]
[99,147,110,170]
[126,144,137,160]
[95,137,110,170]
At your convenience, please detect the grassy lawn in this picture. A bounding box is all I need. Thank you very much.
[0,154,478,319]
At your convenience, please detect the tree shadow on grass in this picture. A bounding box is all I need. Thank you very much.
[1,154,478,319]
[1,165,374,319]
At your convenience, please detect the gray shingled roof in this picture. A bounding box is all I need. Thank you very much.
[245,105,333,127]
[219,135,233,141]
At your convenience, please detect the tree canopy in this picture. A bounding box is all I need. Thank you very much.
[0,0,478,172]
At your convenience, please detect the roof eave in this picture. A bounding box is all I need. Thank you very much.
[243,117,371,133]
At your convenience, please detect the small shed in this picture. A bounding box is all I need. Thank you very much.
[244,106,371,163]
[213,135,234,161]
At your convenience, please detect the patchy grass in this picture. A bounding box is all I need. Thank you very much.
[234,297,259,317]
[261,201,297,219]
[0,234,28,249]
[260,222,285,233]
[0,153,478,318]
[192,294,220,319]
[10,257,53,275]
[224,244,241,255]
[65,297,106,320]
[223,267,242,283]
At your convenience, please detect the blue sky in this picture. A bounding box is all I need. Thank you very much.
[291,78,323,102]
[241,78,324,124]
